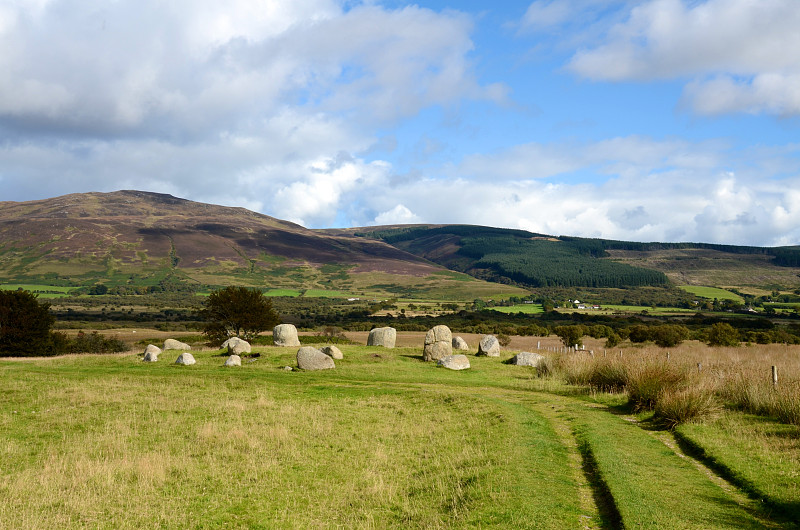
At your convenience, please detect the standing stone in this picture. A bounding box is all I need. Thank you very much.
[452,336,469,351]
[164,338,191,351]
[296,346,335,370]
[224,354,242,367]
[320,345,344,360]
[143,344,160,362]
[175,352,196,365]
[477,335,501,357]
[273,324,301,347]
[437,354,471,370]
[223,337,251,355]
[423,325,453,361]
[508,351,545,367]
[367,327,396,348]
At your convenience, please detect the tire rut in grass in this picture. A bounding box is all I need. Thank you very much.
[622,414,787,529]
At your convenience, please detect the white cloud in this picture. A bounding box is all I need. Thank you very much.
[373,204,421,225]
[565,0,800,116]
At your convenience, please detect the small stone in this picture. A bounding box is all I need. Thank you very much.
[222,337,251,355]
[175,352,196,365]
[164,338,191,351]
[283,366,293,371]
[437,355,471,370]
[296,346,335,370]
[452,336,469,350]
[320,345,343,360]
[477,335,501,357]
[273,324,301,347]
[508,351,546,367]
[367,327,396,348]
[224,354,242,367]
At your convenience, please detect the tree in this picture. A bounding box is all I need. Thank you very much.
[0,290,56,356]
[706,322,739,347]
[200,286,280,345]
[554,325,585,348]
[651,324,689,348]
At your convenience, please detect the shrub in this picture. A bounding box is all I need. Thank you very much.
[587,359,628,393]
[651,324,689,348]
[51,331,128,354]
[706,322,740,347]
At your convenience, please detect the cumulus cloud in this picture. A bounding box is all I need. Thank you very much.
[0,0,503,219]
[351,137,800,246]
[563,0,800,116]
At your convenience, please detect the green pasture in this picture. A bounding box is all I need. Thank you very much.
[262,288,303,297]
[0,284,77,298]
[679,285,744,302]
[0,345,792,529]
[488,304,545,315]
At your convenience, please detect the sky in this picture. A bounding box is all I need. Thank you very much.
[2,0,800,246]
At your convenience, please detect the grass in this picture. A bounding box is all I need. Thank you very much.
[0,284,77,298]
[488,304,544,315]
[679,285,744,302]
[1,340,797,528]
[676,411,800,521]
[302,289,354,298]
[262,288,302,297]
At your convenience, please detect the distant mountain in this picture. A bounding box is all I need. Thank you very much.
[0,191,522,299]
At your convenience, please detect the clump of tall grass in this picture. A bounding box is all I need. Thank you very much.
[626,356,687,411]
[653,381,721,429]
[722,372,800,427]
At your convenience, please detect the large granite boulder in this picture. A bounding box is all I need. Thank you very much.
[175,352,196,365]
[508,351,546,368]
[224,354,242,367]
[452,336,469,351]
[296,346,335,371]
[367,327,396,348]
[320,345,343,360]
[423,325,452,362]
[222,337,251,355]
[273,324,301,347]
[437,355,471,370]
[164,338,191,351]
[477,335,501,357]
[143,344,160,362]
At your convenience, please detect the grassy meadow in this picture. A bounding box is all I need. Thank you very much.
[1,337,799,528]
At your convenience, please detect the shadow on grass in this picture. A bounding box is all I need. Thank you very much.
[673,430,800,527]
[573,433,624,530]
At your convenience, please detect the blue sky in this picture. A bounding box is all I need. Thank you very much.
[1,0,800,245]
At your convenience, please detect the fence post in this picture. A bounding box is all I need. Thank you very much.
[697,362,702,372]
[666,352,670,361]
[772,366,778,389]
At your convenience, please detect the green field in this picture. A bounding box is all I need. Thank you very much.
[262,288,303,297]
[302,289,354,298]
[679,285,744,302]
[1,344,794,528]
[488,304,545,315]
[0,284,77,298]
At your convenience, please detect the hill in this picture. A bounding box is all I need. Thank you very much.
[0,191,523,300]
[344,225,800,295]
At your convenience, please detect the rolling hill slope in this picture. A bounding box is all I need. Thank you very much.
[0,191,523,299]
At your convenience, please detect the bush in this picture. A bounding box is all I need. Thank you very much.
[651,325,689,348]
[0,290,56,356]
[587,359,628,393]
[706,322,740,347]
[51,331,128,354]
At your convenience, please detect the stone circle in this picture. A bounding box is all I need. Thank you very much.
[320,345,343,360]
[273,324,301,347]
[164,338,191,351]
[477,335,501,357]
[423,325,453,361]
[437,354,471,370]
[175,352,196,365]
[367,327,396,348]
[296,346,335,370]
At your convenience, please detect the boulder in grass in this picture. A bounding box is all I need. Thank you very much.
[367,327,396,348]
[423,325,452,362]
[321,345,343,360]
[508,351,546,368]
[437,354,471,370]
[273,324,301,347]
[143,348,159,362]
[296,346,335,371]
[222,337,251,355]
[164,338,191,351]
[452,336,469,351]
[175,352,196,365]
[477,335,501,357]
[224,354,242,367]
